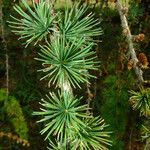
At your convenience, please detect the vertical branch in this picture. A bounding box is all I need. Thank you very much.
[62,80,72,94]
[86,82,92,113]
[116,1,150,149]
[116,0,144,84]
[0,0,9,97]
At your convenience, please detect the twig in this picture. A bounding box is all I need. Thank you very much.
[0,0,9,97]
[116,0,144,84]
[86,81,94,115]
[0,131,30,147]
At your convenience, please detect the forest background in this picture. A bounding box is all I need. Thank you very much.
[1,0,150,150]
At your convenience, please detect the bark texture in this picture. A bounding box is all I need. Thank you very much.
[116,0,144,84]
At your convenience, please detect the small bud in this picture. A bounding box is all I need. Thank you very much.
[127,59,134,70]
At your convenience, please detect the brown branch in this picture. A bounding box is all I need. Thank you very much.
[116,0,144,84]
[86,82,93,113]
[0,131,30,147]
[0,0,9,97]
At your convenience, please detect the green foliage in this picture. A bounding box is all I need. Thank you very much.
[129,88,150,117]
[33,91,112,149]
[128,1,143,25]
[9,1,112,149]
[5,96,28,139]
[58,3,103,42]
[100,71,133,150]
[141,125,150,150]
[0,89,28,139]
[48,139,67,150]
[141,125,150,141]
[8,0,57,47]
[33,91,88,140]
[8,0,102,47]
[36,37,98,88]
[47,118,112,150]
[71,117,112,150]
[0,89,7,101]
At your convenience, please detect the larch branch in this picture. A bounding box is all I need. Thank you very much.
[116,0,144,84]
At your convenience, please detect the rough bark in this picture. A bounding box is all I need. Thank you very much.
[116,0,144,84]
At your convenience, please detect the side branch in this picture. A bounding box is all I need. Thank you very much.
[116,0,144,84]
